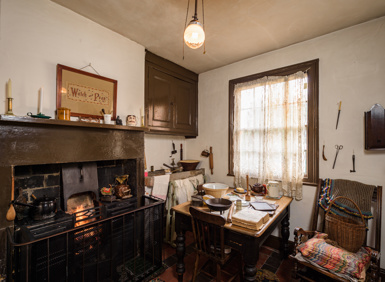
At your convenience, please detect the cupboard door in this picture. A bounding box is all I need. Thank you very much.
[365,103,385,150]
[147,67,173,129]
[174,78,197,134]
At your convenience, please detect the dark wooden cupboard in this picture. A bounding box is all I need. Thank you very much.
[365,103,385,150]
[145,52,198,137]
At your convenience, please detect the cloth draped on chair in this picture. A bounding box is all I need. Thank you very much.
[164,174,205,245]
[296,232,373,282]
[319,178,375,220]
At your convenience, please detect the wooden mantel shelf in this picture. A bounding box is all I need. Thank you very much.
[0,115,149,132]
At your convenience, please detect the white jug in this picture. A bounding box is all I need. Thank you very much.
[266,181,281,198]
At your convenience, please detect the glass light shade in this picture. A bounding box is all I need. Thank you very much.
[184,20,205,49]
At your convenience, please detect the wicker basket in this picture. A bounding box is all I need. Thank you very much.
[324,196,366,253]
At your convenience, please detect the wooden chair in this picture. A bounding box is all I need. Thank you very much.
[290,179,382,281]
[189,206,240,282]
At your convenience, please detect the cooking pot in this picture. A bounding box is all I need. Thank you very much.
[13,195,57,220]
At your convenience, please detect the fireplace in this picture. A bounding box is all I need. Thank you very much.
[0,115,162,281]
[7,196,163,282]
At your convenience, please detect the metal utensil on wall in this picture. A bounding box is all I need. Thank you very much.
[350,150,356,173]
[336,101,342,129]
[332,145,343,169]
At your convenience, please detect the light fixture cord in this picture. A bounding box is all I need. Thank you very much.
[183,0,190,60]
[202,0,205,54]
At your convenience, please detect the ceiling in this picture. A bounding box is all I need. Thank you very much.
[51,0,385,74]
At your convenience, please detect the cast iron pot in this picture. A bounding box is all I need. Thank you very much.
[13,195,57,220]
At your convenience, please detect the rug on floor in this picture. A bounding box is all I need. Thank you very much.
[256,268,279,282]
[148,279,165,282]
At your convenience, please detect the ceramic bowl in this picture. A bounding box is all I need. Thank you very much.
[202,183,229,198]
[179,160,199,171]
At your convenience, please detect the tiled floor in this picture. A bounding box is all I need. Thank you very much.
[154,232,298,281]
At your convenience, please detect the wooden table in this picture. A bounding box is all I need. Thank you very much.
[171,196,293,282]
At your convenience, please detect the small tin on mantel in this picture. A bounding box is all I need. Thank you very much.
[57,107,71,120]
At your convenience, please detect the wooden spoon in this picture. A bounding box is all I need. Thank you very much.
[6,175,16,221]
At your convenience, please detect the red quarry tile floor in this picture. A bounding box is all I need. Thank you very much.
[154,231,299,282]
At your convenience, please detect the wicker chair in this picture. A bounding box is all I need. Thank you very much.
[290,179,382,281]
[189,206,241,282]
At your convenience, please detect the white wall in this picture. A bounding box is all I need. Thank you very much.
[0,0,188,172]
[188,17,385,267]
[0,0,144,121]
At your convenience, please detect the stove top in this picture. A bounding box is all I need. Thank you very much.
[19,210,73,241]
[16,197,138,243]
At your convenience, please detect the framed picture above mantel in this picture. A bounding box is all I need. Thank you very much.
[56,64,117,120]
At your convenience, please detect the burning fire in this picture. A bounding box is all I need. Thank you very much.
[73,204,96,227]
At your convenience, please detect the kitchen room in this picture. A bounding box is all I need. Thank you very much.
[1,0,385,281]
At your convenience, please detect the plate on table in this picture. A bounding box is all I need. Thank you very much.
[233,188,246,194]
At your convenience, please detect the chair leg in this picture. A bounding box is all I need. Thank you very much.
[192,253,199,282]
[216,263,221,282]
[292,260,298,279]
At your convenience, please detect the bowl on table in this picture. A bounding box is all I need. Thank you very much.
[202,183,229,198]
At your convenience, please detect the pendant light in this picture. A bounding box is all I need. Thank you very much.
[184,0,205,49]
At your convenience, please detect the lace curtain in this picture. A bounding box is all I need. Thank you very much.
[233,71,307,200]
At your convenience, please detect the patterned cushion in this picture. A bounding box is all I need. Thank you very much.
[298,232,372,279]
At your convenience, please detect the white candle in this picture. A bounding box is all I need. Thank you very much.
[38,87,43,114]
[7,79,12,98]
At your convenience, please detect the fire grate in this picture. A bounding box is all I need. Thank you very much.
[7,196,164,282]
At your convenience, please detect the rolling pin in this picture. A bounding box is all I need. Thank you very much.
[209,146,213,174]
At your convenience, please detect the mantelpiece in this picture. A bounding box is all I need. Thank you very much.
[0,115,149,132]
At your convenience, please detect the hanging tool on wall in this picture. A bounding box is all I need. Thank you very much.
[209,146,214,174]
[350,150,356,173]
[170,141,177,156]
[336,101,342,129]
[332,145,343,169]
[322,143,327,161]
[180,144,183,160]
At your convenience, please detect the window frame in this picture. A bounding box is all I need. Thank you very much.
[228,59,319,186]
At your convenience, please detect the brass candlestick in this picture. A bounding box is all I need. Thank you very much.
[6,97,14,115]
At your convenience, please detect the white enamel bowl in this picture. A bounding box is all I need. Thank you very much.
[202,183,229,198]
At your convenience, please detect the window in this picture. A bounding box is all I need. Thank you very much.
[228,60,319,188]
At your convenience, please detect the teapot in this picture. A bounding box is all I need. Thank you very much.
[249,183,266,195]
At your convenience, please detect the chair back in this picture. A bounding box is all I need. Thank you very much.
[311,179,382,251]
[189,206,227,264]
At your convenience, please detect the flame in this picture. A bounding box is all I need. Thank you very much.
[73,204,96,227]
